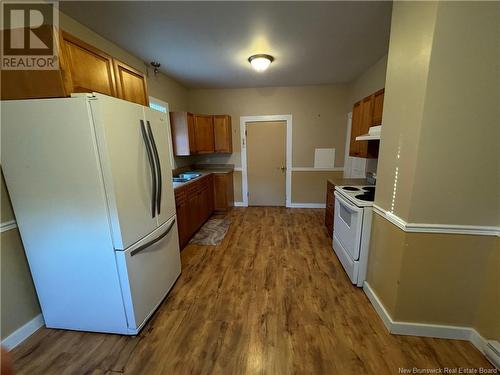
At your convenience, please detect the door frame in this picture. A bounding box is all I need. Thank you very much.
[240,114,292,208]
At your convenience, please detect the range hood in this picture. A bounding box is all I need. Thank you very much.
[356,125,381,141]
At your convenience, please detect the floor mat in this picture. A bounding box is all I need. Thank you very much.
[189,218,231,246]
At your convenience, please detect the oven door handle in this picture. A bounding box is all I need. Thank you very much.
[334,191,363,214]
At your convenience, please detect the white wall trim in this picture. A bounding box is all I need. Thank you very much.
[1,220,17,233]
[2,313,44,351]
[240,115,293,208]
[363,282,490,357]
[373,204,500,237]
[233,167,242,172]
[289,203,326,209]
[291,167,344,172]
[234,201,246,207]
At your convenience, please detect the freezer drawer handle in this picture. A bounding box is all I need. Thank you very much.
[140,120,157,218]
[146,121,162,215]
[131,218,176,257]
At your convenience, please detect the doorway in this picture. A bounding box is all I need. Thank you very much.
[247,121,286,206]
[240,115,292,207]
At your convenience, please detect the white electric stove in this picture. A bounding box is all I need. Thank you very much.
[332,185,375,287]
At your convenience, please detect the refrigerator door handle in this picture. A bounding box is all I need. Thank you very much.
[140,120,157,218]
[130,218,176,256]
[146,121,162,215]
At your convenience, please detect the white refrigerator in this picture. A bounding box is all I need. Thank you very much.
[1,93,181,335]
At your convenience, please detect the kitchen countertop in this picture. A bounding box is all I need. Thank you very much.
[173,168,234,190]
[327,177,372,186]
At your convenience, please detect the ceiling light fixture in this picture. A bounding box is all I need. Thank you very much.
[248,54,274,72]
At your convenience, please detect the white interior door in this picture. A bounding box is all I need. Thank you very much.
[91,94,158,249]
[144,107,176,226]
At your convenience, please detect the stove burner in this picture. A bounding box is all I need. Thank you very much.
[355,193,375,202]
[342,186,360,191]
[363,186,375,193]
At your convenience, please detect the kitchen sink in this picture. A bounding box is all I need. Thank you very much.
[178,172,202,179]
[173,172,202,183]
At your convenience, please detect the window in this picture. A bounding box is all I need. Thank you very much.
[149,97,167,113]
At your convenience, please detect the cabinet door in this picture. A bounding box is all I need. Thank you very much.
[114,60,149,106]
[61,32,116,96]
[372,89,385,126]
[356,96,374,158]
[1,25,66,100]
[213,174,226,211]
[194,115,215,153]
[349,101,362,157]
[213,115,233,153]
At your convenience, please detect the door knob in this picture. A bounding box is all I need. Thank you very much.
[280,166,286,171]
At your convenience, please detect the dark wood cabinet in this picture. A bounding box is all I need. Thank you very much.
[349,88,383,159]
[213,115,233,153]
[213,172,234,212]
[325,180,335,238]
[175,174,215,249]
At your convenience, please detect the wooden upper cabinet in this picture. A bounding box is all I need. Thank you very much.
[372,89,385,126]
[1,29,148,106]
[61,31,116,97]
[1,26,66,100]
[193,115,215,154]
[213,115,233,153]
[349,89,382,159]
[113,60,149,106]
[170,112,197,156]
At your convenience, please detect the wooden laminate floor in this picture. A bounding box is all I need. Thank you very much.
[11,208,491,374]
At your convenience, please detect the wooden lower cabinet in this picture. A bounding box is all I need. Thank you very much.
[325,180,335,238]
[175,174,215,249]
[213,172,234,212]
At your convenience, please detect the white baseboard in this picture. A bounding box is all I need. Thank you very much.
[289,203,326,209]
[2,313,44,351]
[234,201,246,207]
[363,282,490,356]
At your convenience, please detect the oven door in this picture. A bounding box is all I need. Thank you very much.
[333,192,363,260]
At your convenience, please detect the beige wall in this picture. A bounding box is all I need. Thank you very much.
[1,173,41,339]
[368,217,499,340]
[374,1,438,221]
[349,54,388,106]
[188,84,352,204]
[408,2,500,226]
[291,171,342,204]
[367,1,500,341]
[189,84,351,168]
[59,12,188,112]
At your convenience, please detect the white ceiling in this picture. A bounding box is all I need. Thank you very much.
[60,1,392,89]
